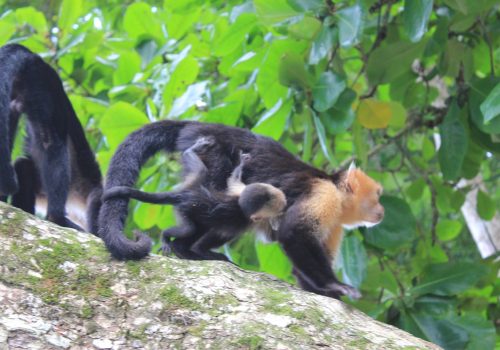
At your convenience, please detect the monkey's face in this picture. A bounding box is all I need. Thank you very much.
[340,169,384,229]
[241,184,287,222]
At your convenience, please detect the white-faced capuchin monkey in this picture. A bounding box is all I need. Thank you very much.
[98,120,384,299]
[102,136,287,261]
[0,44,102,233]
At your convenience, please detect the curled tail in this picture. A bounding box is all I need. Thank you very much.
[103,186,182,205]
[98,120,190,260]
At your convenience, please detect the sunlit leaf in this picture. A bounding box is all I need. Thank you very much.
[480,83,500,125]
[312,72,346,112]
[477,190,496,221]
[436,220,462,241]
[336,5,362,47]
[403,0,433,42]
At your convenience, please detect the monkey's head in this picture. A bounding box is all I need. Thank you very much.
[338,165,384,229]
[239,183,287,222]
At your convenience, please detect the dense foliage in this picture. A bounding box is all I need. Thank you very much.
[1,0,499,348]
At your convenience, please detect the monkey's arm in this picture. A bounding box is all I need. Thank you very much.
[277,203,361,300]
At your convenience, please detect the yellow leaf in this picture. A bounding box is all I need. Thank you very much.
[357,99,393,129]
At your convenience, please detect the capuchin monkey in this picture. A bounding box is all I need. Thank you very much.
[98,120,384,299]
[0,44,102,233]
[102,137,287,261]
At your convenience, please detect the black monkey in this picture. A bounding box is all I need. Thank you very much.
[103,137,287,261]
[98,120,383,299]
[0,44,102,233]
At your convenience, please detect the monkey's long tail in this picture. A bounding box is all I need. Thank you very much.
[98,120,190,260]
[102,186,181,205]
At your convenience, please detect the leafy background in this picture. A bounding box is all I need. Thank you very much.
[1,0,499,348]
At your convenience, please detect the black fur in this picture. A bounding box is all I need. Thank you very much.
[0,44,102,233]
[102,144,281,261]
[98,120,355,298]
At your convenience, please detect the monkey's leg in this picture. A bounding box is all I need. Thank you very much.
[0,103,19,195]
[179,137,214,188]
[37,138,83,231]
[189,230,232,262]
[161,221,197,255]
[169,236,205,260]
[11,157,37,214]
[86,187,103,236]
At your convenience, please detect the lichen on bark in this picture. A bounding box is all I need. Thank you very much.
[0,202,441,349]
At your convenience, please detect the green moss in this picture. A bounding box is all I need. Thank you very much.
[127,324,149,340]
[188,321,208,337]
[160,285,199,310]
[288,324,308,337]
[81,304,94,319]
[232,335,264,350]
[347,337,370,349]
[126,261,142,277]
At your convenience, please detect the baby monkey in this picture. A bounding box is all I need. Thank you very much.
[102,137,287,261]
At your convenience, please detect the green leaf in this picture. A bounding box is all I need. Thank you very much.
[255,242,292,281]
[313,114,333,162]
[365,196,417,250]
[450,314,496,350]
[339,234,367,289]
[168,81,208,118]
[163,55,200,113]
[443,0,497,15]
[335,5,362,47]
[100,102,150,149]
[403,0,433,42]
[309,25,336,64]
[411,262,488,296]
[58,0,83,33]
[357,99,394,129]
[438,102,468,181]
[436,220,462,241]
[113,52,142,85]
[254,0,299,25]
[367,40,426,84]
[279,52,311,89]
[288,16,321,40]
[287,0,325,12]
[320,88,357,135]
[480,83,500,125]
[252,99,292,140]
[400,310,469,350]
[469,77,500,134]
[477,190,496,221]
[213,13,257,56]
[312,72,346,112]
[123,2,162,40]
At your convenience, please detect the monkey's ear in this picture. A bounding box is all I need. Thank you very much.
[347,161,357,173]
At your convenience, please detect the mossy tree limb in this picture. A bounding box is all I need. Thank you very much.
[0,202,441,350]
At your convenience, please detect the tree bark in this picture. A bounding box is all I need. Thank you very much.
[0,202,441,350]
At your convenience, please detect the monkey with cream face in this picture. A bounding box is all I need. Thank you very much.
[99,120,384,299]
[102,136,287,261]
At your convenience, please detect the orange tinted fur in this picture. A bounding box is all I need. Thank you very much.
[305,169,384,260]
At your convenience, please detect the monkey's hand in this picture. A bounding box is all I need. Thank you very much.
[191,136,216,152]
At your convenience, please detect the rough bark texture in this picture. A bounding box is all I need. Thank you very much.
[0,202,441,350]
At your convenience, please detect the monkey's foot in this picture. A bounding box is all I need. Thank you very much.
[0,165,19,196]
[327,282,362,300]
[48,215,85,232]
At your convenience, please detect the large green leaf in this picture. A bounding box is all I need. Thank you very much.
[400,310,469,350]
[313,114,333,162]
[58,0,83,34]
[438,102,468,181]
[309,25,337,64]
[100,102,150,149]
[255,241,293,281]
[449,314,496,350]
[436,220,462,241]
[254,0,298,25]
[312,72,346,112]
[479,83,500,125]
[168,81,208,118]
[278,52,311,89]
[365,196,417,250]
[336,5,362,47]
[123,2,162,40]
[411,262,488,296]
[339,233,367,289]
[252,99,292,140]
[469,77,500,134]
[443,0,497,15]
[477,190,496,221]
[287,0,325,12]
[366,40,426,84]
[403,0,433,42]
[213,13,257,56]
